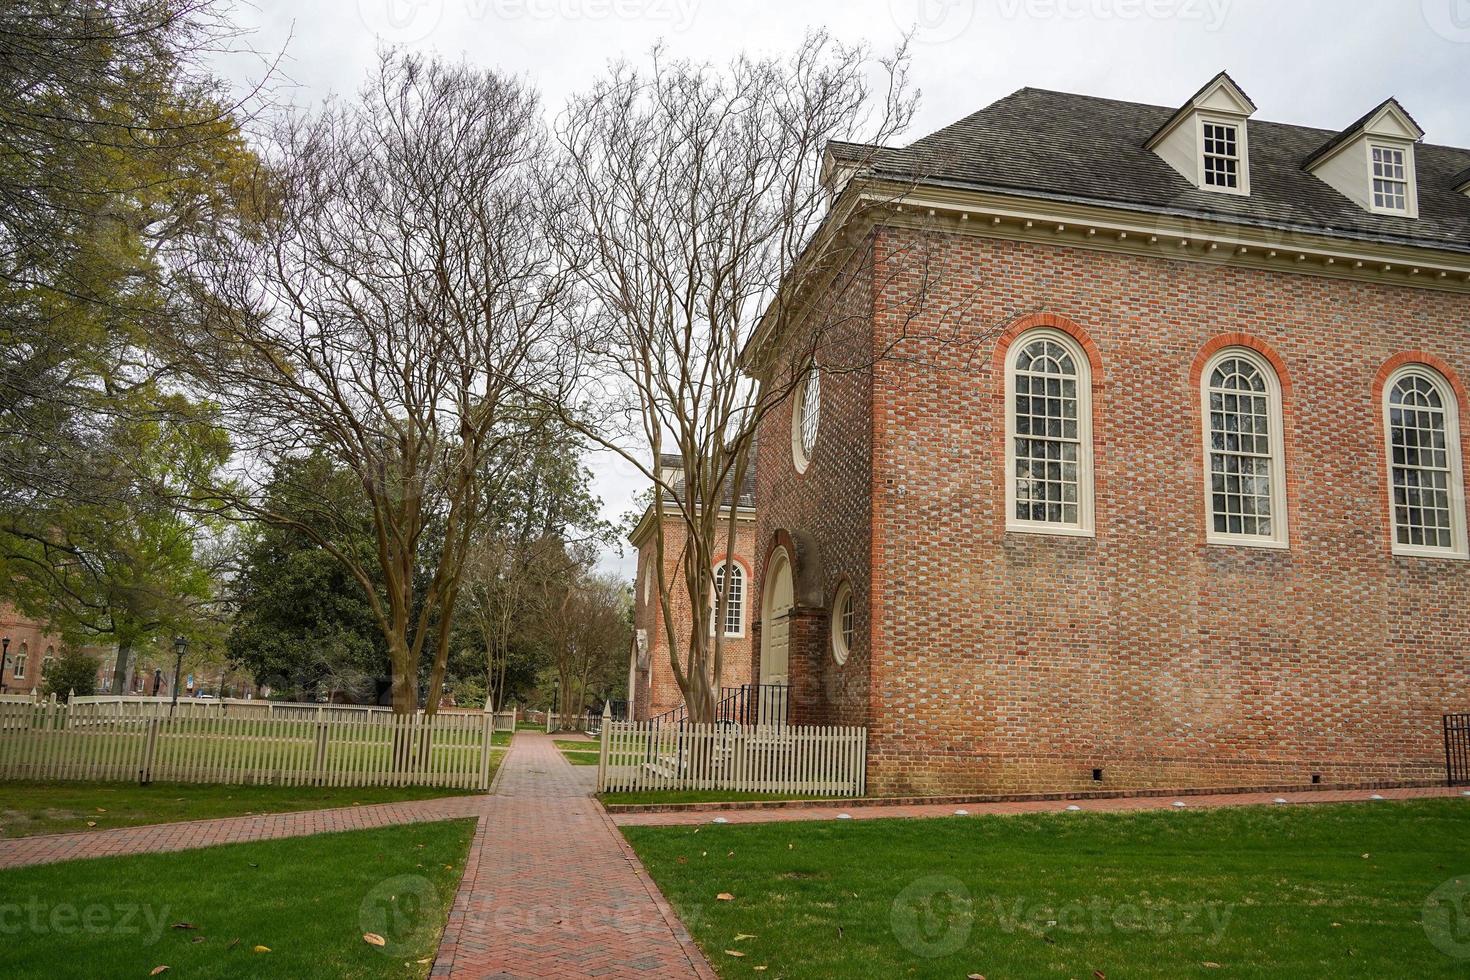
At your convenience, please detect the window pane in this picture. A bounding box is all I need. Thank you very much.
[1206,356,1277,539]
[1013,337,1084,527]
[1389,373,1456,550]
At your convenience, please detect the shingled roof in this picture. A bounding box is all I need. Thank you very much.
[830,87,1470,254]
[656,453,757,510]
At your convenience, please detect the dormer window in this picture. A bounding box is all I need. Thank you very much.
[1145,72,1256,197]
[1202,121,1241,189]
[1305,97,1424,219]
[1370,144,1408,212]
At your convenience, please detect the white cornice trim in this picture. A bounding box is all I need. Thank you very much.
[869,183,1470,293]
[629,503,757,547]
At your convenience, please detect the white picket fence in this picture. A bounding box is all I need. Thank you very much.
[0,699,496,789]
[67,695,518,732]
[597,720,867,796]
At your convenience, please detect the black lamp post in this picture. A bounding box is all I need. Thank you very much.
[170,635,187,716]
[0,636,9,695]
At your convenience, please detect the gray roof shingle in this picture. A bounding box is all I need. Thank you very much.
[657,452,756,509]
[833,87,1470,253]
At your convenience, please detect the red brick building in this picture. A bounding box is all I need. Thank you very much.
[628,455,757,721]
[0,604,63,696]
[749,74,1470,796]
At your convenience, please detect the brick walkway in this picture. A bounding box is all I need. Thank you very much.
[611,783,1464,827]
[0,793,494,870]
[431,733,714,979]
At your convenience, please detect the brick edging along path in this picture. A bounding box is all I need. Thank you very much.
[609,783,1465,827]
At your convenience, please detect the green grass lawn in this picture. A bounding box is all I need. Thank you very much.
[0,819,475,979]
[0,777,492,839]
[624,798,1470,978]
[491,730,514,747]
[553,739,596,751]
[600,789,826,806]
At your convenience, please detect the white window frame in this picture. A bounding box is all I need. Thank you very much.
[831,581,854,665]
[1004,328,1095,537]
[1366,141,1417,217]
[1382,364,1467,559]
[13,645,26,679]
[1196,115,1250,196]
[791,362,821,474]
[1199,347,1289,549]
[711,561,746,638]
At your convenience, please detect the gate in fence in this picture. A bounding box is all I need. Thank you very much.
[0,699,495,790]
[1445,713,1470,786]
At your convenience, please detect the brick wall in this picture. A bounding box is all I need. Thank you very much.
[752,245,876,730]
[631,515,756,720]
[759,224,1470,797]
[0,605,61,696]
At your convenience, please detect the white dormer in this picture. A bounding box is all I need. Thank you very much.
[1304,98,1425,218]
[1145,71,1256,196]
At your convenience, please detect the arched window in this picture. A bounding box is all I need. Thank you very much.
[792,362,821,473]
[831,581,855,665]
[713,562,744,637]
[1384,365,1466,557]
[1201,348,1288,547]
[1006,330,1094,534]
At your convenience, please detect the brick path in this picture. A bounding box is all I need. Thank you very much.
[0,793,494,870]
[431,732,713,979]
[612,783,1464,827]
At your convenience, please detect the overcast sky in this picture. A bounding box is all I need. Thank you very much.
[216,0,1470,580]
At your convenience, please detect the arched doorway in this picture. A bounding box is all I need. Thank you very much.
[760,547,793,724]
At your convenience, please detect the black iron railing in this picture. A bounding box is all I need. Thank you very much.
[1445,713,1470,785]
[649,683,788,729]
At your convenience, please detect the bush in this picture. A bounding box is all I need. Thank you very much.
[42,649,98,701]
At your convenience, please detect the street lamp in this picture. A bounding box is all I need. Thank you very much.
[0,636,9,695]
[170,636,187,716]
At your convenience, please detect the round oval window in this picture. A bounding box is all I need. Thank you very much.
[831,581,854,665]
[791,362,820,473]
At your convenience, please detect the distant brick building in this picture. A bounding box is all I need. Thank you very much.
[0,605,62,696]
[749,73,1470,796]
[628,455,757,722]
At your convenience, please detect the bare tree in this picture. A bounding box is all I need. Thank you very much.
[185,52,572,717]
[534,562,630,731]
[550,33,961,723]
[456,417,608,710]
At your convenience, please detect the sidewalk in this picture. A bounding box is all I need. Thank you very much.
[430,732,714,979]
[0,793,493,870]
[611,783,1464,827]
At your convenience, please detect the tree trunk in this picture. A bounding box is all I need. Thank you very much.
[389,655,418,771]
[111,642,132,694]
